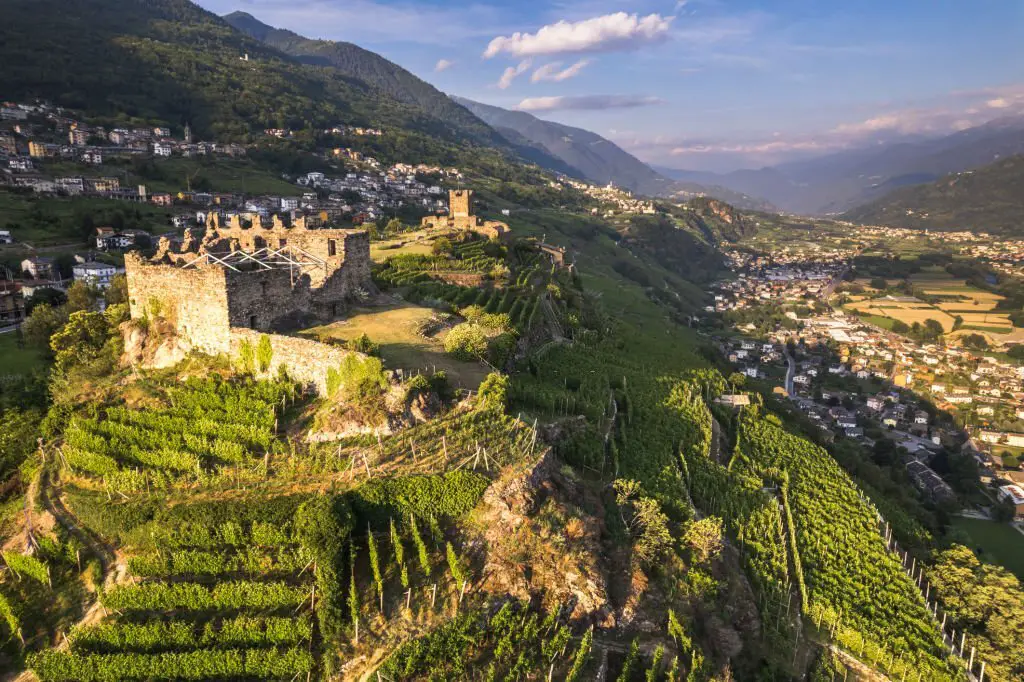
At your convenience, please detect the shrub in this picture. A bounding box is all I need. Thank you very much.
[327,355,388,402]
[256,335,274,372]
[444,323,489,361]
[345,333,380,356]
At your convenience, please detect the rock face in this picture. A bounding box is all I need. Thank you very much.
[120,319,192,370]
[475,449,615,627]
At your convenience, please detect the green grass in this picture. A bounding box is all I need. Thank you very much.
[951,517,1024,580]
[963,325,1014,334]
[857,314,898,331]
[0,331,47,379]
[302,304,491,390]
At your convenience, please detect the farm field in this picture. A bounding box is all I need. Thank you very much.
[951,517,1024,580]
[846,299,957,331]
[303,304,491,390]
[847,269,1024,339]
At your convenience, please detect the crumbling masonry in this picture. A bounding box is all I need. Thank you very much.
[421,189,511,241]
[124,215,373,391]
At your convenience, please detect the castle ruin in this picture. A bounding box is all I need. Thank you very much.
[421,189,511,241]
[124,215,373,391]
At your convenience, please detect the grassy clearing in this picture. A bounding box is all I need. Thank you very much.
[302,304,491,390]
[951,517,1024,580]
[0,331,47,379]
[370,239,435,263]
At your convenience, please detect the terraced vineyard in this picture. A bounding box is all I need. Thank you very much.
[374,235,555,332]
[61,377,295,493]
[28,498,318,681]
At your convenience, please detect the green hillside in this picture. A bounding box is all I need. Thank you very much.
[0,0,532,174]
[844,154,1024,234]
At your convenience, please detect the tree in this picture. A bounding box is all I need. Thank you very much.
[21,303,68,352]
[961,333,989,350]
[105,274,128,305]
[65,281,95,313]
[870,277,888,290]
[49,310,109,375]
[613,480,672,565]
[891,319,910,334]
[923,318,944,340]
[431,236,453,256]
[682,517,723,564]
[443,323,490,361]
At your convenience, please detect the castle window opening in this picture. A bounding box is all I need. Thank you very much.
[331,302,338,316]
[261,281,268,295]
[249,315,258,329]
[328,239,337,257]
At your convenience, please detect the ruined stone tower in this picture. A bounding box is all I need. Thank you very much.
[449,189,472,219]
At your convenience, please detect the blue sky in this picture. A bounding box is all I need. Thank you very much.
[199,0,1024,171]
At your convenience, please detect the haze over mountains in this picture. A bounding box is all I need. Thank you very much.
[658,116,1024,216]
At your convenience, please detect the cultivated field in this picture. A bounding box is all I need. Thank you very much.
[847,299,957,331]
[849,269,1022,338]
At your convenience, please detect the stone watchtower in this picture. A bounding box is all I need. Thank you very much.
[450,189,472,219]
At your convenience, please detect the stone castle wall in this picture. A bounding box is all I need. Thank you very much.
[229,328,355,394]
[124,253,232,355]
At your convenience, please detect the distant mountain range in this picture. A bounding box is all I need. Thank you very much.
[658,116,1024,216]
[452,97,776,209]
[842,153,1024,234]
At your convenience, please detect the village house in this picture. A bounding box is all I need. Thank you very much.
[95,227,133,251]
[20,256,54,280]
[72,261,118,289]
[997,484,1024,519]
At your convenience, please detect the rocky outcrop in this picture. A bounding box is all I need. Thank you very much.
[475,449,615,628]
[120,319,192,370]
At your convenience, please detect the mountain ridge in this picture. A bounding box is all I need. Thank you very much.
[842,153,1024,234]
[454,97,776,210]
[222,11,588,178]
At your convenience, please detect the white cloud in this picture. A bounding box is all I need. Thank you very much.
[483,12,673,59]
[498,60,533,89]
[516,94,663,112]
[531,59,592,83]
[434,59,455,72]
[987,98,1010,109]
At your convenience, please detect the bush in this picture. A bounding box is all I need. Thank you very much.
[345,333,380,356]
[327,355,388,402]
[444,323,489,361]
